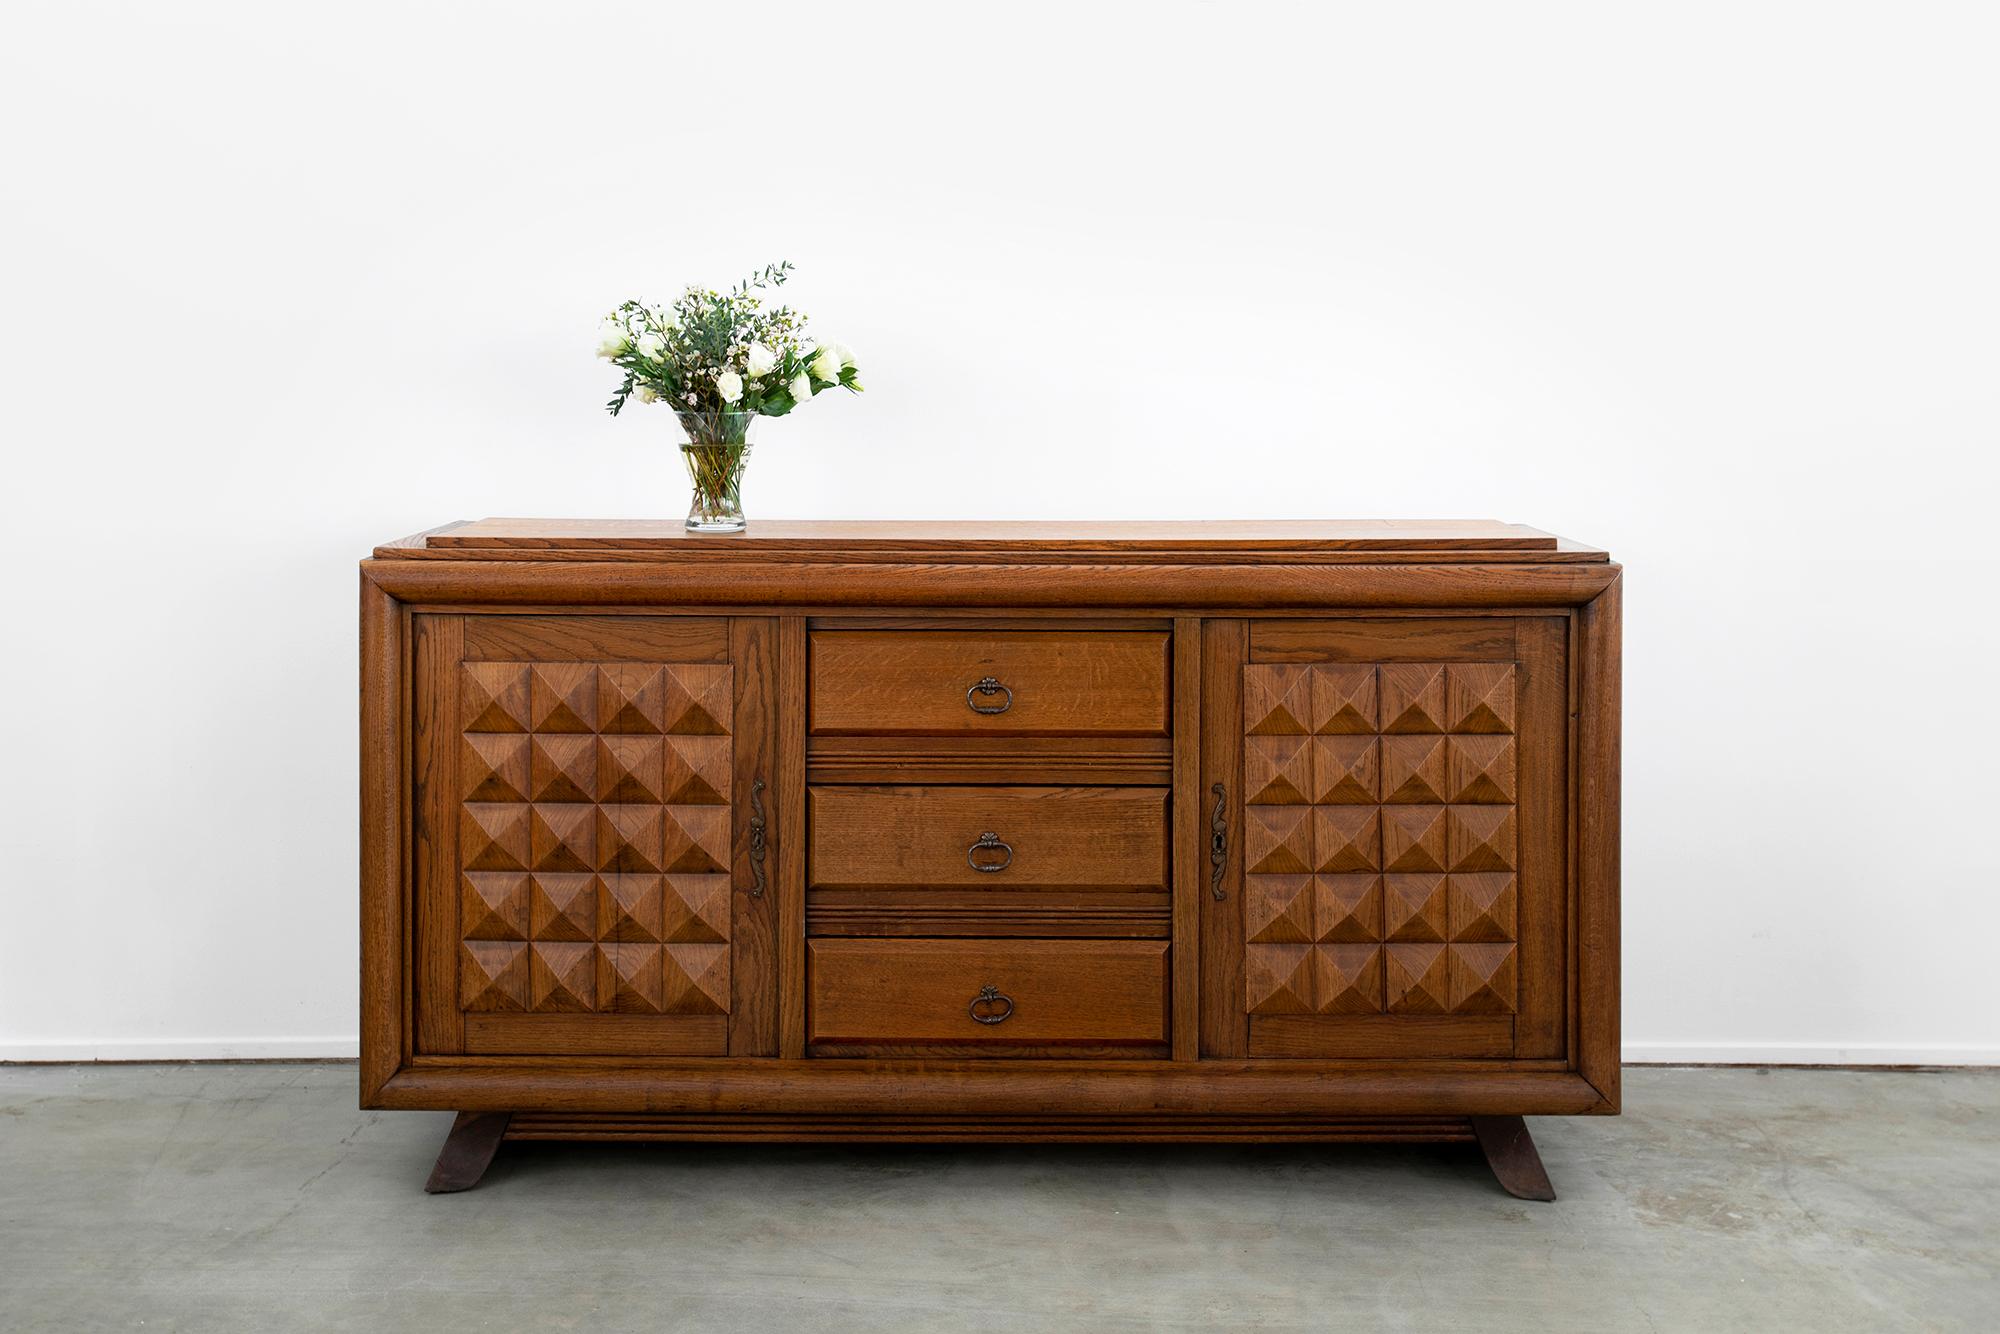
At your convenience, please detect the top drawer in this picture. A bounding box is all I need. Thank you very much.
[810,631,1170,736]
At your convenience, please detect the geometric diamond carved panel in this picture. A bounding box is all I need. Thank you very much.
[1244,661,1518,1019]
[458,661,733,1017]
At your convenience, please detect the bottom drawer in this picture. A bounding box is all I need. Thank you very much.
[808,939,1168,1047]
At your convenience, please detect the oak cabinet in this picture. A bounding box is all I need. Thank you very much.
[362,520,1620,1197]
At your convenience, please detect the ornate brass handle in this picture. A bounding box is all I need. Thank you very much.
[966,676,1013,714]
[967,831,1013,873]
[748,778,768,899]
[968,984,1014,1025]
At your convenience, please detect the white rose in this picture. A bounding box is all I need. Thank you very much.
[788,373,813,406]
[810,348,841,383]
[636,384,661,404]
[595,320,629,358]
[715,370,744,404]
[633,331,665,360]
[745,342,778,376]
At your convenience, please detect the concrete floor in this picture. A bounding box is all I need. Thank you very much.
[0,1066,1993,1332]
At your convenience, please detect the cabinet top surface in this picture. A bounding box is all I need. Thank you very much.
[375,518,1608,563]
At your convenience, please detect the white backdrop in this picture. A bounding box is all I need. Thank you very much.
[3,1,1996,1062]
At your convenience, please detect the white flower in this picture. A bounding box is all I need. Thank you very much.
[633,331,665,360]
[810,347,841,383]
[595,320,629,358]
[715,370,744,403]
[745,342,778,376]
[788,373,812,405]
[636,384,661,404]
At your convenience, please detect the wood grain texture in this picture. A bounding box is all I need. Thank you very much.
[777,616,808,1060]
[412,614,464,1056]
[808,786,1168,890]
[374,1062,1614,1117]
[412,617,778,1060]
[360,522,1621,1159]
[501,1112,1480,1143]
[365,560,1620,609]
[806,889,1171,938]
[810,630,1169,736]
[1249,1015,1514,1058]
[358,571,404,1101]
[464,615,729,663]
[1172,617,1202,1061]
[464,1014,727,1056]
[1232,623,1564,1060]
[1199,620,1249,1058]
[1577,574,1622,1108]
[807,939,1169,1046]
[728,618,778,1055]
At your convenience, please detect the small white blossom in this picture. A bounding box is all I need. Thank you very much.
[745,342,778,376]
[716,370,744,404]
[636,384,661,404]
[596,320,629,358]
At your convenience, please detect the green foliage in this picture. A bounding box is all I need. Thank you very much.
[596,261,862,442]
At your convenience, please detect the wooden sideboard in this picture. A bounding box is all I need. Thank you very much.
[360,520,1621,1197]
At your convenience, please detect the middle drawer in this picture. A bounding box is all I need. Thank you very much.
[809,785,1169,890]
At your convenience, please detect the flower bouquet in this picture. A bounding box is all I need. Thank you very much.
[598,261,860,531]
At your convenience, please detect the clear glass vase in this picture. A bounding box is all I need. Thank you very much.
[676,410,757,533]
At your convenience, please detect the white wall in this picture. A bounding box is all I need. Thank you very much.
[3,1,1996,1063]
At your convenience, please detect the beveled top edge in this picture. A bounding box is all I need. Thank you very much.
[377,518,1607,562]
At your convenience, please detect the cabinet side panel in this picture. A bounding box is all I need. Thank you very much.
[1578,574,1622,1106]
[1199,620,1248,1057]
[412,613,465,1054]
[359,574,405,1099]
[728,618,779,1056]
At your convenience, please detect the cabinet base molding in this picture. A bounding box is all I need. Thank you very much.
[423,1109,1555,1198]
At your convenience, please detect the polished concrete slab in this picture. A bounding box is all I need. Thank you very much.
[0,1064,1993,1332]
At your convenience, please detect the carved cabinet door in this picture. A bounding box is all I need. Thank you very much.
[412,615,780,1058]
[1199,618,1568,1061]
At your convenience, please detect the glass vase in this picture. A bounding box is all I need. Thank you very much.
[676,410,757,533]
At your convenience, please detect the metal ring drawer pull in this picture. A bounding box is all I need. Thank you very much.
[967,831,1013,873]
[966,676,1013,714]
[969,984,1014,1025]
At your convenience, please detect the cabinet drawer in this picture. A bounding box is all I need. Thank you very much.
[809,785,1168,890]
[810,631,1170,736]
[808,939,1168,1045]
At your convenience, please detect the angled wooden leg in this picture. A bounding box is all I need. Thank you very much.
[425,1111,512,1194]
[1470,1115,1556,1201]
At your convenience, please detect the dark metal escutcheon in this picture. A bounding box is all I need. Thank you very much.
[966,676,1013,714]
[967,831,1013,873]
[1209,782,1228,900]
[968,984,1014,1025]
[747,778,768,899]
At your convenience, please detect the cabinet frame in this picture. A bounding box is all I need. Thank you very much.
[360,533,1620,1120]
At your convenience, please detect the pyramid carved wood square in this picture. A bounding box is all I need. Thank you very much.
[456,662,734,1017]
[1242,663,1519,1019]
